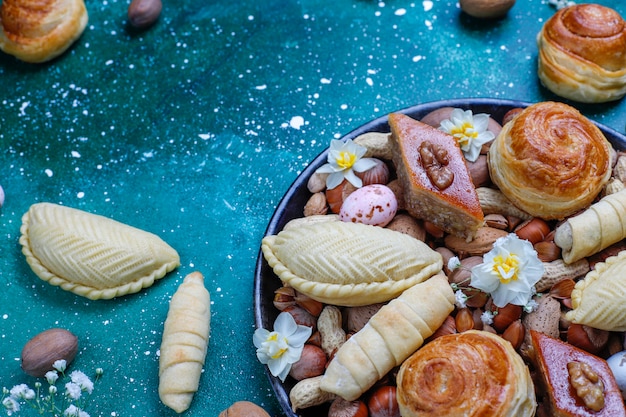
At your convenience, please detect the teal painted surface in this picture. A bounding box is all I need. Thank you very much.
[0,0,625,415]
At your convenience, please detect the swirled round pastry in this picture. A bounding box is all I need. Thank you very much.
[0,0,88,63]
[488,101,612,220]
[537,4,626,103]
[396,330,536,417]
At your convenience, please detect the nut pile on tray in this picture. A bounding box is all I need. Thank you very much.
[261,101,626,417]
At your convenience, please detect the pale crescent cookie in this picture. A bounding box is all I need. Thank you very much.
[566,250,626,331]
[19,202,180,300]
[261,221,443,306]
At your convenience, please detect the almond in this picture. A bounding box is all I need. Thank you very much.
[128,0,162,29]
[21,328,78,377]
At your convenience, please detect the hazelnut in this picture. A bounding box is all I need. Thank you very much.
[218,401,271,417]
[368,385,400,417]
[567,324,609,355]
[128,0,162,29]
[492,303,522,333]
[459,0,516,19]
[328,397,368,417]
[21,328,78,377]
[356,158,390,186]
[289,344,327,381]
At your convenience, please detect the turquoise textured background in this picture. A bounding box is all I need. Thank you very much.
[1,0,626,416]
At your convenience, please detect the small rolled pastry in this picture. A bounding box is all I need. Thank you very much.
[488,101,612,220]
[396,330,536,417]
[159,272,211,413]
[0,0,88,63]
[319,275,454,401]
[555,189,626,264]
[566,251,626,332]
[537,4,626,103]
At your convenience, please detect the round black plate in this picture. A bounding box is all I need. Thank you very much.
[253,98,626,417]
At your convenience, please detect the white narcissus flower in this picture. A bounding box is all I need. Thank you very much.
[470,234,544,308]
[439,108,495,162]
[315,139,378,189]
[253,312,312,382]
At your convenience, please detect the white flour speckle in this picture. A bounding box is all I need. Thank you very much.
[289,116,305,129]
[423,1,433,11]
[19,101,29,116]
[44,169,53,177]
[395,8,406,16]
[71,151,81,158]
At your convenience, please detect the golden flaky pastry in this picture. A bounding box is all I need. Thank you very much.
[555,188,626,264]
[0,0,88,63]
[159,272,211,413]
[320,275,454,401]
[261,221,443,306]
[566,250,626,331]
[537,4,626,103]
[397,330,536,417]
[20,203,180,300]
[488,101,612,220]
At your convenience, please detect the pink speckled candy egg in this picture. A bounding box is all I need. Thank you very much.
[339,184,398,227]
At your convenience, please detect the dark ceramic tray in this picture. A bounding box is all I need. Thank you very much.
[253,98,626,417]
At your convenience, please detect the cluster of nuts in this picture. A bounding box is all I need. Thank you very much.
[273,107,626,416]
[273,287,400,416]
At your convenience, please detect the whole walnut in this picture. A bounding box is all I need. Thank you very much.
[218,401,271,417]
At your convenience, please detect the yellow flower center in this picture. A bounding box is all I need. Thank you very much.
[493,253,519,284]
[450,122,478,147]
[267,333,287,359]
[335,151,357,169]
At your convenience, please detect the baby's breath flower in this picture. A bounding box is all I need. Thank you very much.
[49,386,58,395]
[253,311,312,382]
[53,360,67,373]
[9,384,35,400]
[454,290,468,309]
[46,371,59,385]
[2,397,19,415]
[447,256,462,271]
[65,382,82,400]
[481,310,495,326]
[439,109,495,162]
[315,139,378,189]
[524,298,539,313]
[69,371,93,394]
[470,234,544,308]
[63,404,90,417]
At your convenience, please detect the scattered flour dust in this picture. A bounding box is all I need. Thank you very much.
[288,116,305,130]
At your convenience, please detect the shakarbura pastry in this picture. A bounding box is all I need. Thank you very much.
[0,0,88,63]
[389,112,483,240]
[396,330,536,417]
[488,101,612,220]
[537,4,626,103]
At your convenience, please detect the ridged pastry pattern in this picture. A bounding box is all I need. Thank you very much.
[261,221,443,306]
[320,275,454,401]
[488,101,612,220]
[159,271,211,413]
[566,251,626,332]
[0,0,88,63]
[555,189,626,264]
[396,330,536,417]
[19,203,180,300]
[537,4,626,103]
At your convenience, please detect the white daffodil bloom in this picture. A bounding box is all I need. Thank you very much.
[439,108,495,162]
[315,139,378,189]
[253,312,312,382]
[470,234,544,308]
